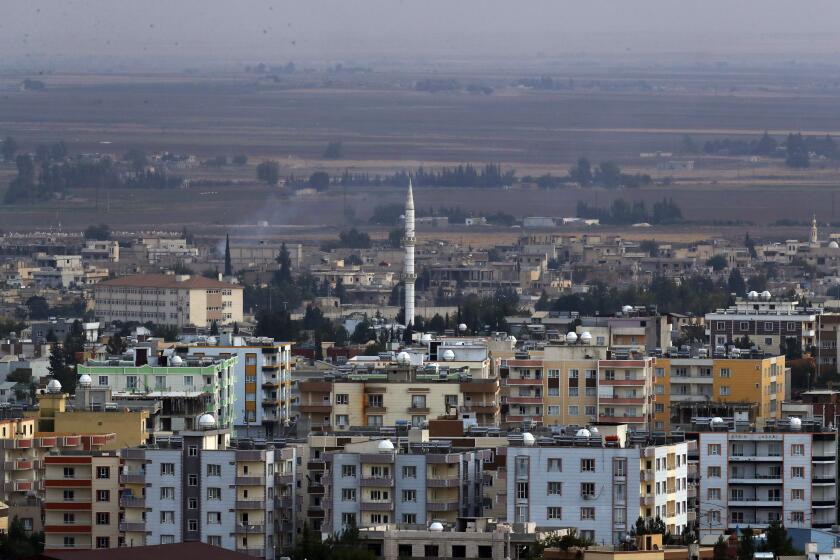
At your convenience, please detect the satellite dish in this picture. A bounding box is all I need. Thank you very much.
[198,413,217,429]
[566,332,578,344]
[522,432,536,446]
[377,439,395,452]
[396,351,411,365]
[429,522,444,532]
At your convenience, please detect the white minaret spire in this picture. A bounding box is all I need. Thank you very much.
[404,179,416,327]
[810,213,819,247]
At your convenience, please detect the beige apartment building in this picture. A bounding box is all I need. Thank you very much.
[43,452,121,550]
[93,274,243,327]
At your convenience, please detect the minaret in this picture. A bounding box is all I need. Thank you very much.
[404,179,416,327]
[810,214,819,247]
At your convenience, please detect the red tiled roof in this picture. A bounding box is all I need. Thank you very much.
[37,542,254,560]
[96,274,241,290]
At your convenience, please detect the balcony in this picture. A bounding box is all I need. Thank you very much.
[460,379,499,393]
[120,473,146,484]
[261,380,281,389]
[235,500,266,509]
[360,501,393,511]
[298,404,331,413]
[298,381,332,393]
[261,398,281,407]
[729,476,782,484]
[728,455,782,462]
[12,460,32,470]
[275,473,294,484]
[307,485,325,495]
[408,406,431,413]
[427,501,459,512]
[235,476,265,486]
[119,522,146,532]
[120,496,146,508]
[235,548,265,558]
[599,415,644,423]
[728,498,782,507]
[506,397,543,405]
[427,478,460,488]
[365,406,387,414]
[505,378,543,386]
[640,469,654,481]
[234,523,265,534]
[121,448,146,460]
[360,476,394,487]
[813,477,835,485]
[599,397,645,405]
[642,496,656,506]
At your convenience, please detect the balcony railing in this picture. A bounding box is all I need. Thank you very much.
[234,523,265,534]
[120,496,146,508]
[119,522,146,532]
[235,500,266,509]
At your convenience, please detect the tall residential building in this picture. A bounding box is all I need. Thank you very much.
[500,343,655,430]
[43,452,121,550]
[706,297,819,354]
[77,353,237,433]
[120,427,276,557]
[297,366,500,432]
[653,355,786,431]
[697,419,837,537]
[323,438,489,534]
[179,337,293,438]
[93,274,244,327]
[505,427,691,545]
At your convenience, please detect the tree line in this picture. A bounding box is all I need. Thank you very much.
[576,198,683,225]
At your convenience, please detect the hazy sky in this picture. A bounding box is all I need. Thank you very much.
[4,0,840,67]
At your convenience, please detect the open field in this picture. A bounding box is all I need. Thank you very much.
[0,67,839,237]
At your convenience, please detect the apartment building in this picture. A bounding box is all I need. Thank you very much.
[178,337,293,438]
[81,240,120,263]
[43,452,121,550]
[697,419,837,538]
[93,273,243,327]
[654,356,786,431]
[297,365,500,432]
[505,428,691,545]
[706,297,819,354]
[120,427,276,557]
[77,353,237,433]
[501,343,654,430]
[323,438,490,534]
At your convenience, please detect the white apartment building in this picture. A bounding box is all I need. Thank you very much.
[698,421,837,537]
[93,274,243,327]
[179,336,293,438]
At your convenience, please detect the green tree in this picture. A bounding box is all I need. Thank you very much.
[257,160,280,186]
[706,254,728,271]
[388,229,403,248]
[106,333,126,356]
[322,141,343,160]
[224,233,233,277]
[45,328,57,343]
[785,133,810,168]
[47,344,74,392]
[210,320,219,336]
[727,268,746,296]
[123,149,148,173]
[762,520,797,555]
[152,324,180,342]
[713,537,731,560]
[0,516,44,559]
[308,171,330,191]
[275,242,293,284]
[738,527,755,560]
[1,136,18,162]
[570,157,593,186]
[25,295,50,320]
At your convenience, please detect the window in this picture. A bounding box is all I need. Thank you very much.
[402,513,417,524]
[336,414,349,426]
[547,507,562,519]
[63,513,75,524]
[188,474,197,486]
[707,466,721,478]
[367,394,383,407]
[188,445,198,457]
[791,489,804,500]
[98,376,108,386]
[341,513,357,527]
[402,465,417,478]
[96,537,110,549]
[64,537,75,548]
[585,405,596,416]
[547,458,562,472]
[548,405,560,416]
[568,387,579,397]
[207,512,222,524]
[604,370,615,381]
[207,464,221,476]
[411,415,426,427]
[614,508,626,523]
[568,405,579,416]
[655,367,665,378]
[160,463,175,476]
[183,375,193,387]
[411,395,427,409]
[655,403,665,413]
[791,444,805,456]
[188,498,198,509]
[581,482,595,498]
[402,489,417,502]
[155,375,166,389]
[207,536,222,546]
[710,511,720,524]
[548,369,560,378]
[63,467,75,479]
[96,490,109,502]
[708,488,721,500]
[580,507,595,520]
[516,482,529,500]
[207,487,222,500]
[791,511,805,523]
[580,458,595,472]
[614,459,626,477]
[336,394,349,405]
[160,511,175,524]
[188,519,198,532]
[367,415,383,427]
[791,466,804,478]
[341,489,356,502]
[515,456,529,477]
[720,368,731,378]
[342,465,357,478]
[96,512,110,525]
[720,386,731,396]
[547,482,562,495]
[63,490,75,501]
[707,444,721,455]
[160,487,175,500]
[655,385,665,395]
[160,535,175,545]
